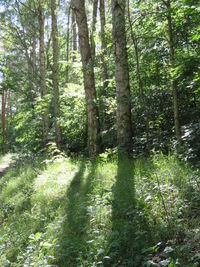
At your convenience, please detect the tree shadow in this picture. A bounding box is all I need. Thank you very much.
[108,156,136,265]
[56,160,97,266]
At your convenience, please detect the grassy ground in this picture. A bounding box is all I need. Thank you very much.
[0,152,199,267]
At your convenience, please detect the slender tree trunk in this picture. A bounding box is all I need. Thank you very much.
[100,0,108,92]
[51,0,61,148]
[32,19,37,96]
[72,8,77,61]
[6,89,10,148]
[112,0,132,154]
[99,0,109,130]
[72,0,100,158]
[127,1,143,98]
[91,0,98,59]
[66,7,71,85]
[166,0,181,140]
[127,1,149,142]
[38,0,48,146]
[2,91,6,154]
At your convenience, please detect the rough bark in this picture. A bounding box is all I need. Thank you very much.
[51,0,61,148]
[112,0,132,154]
[38,0,48,146]
[166,0,181,140]
[71,0,100,158]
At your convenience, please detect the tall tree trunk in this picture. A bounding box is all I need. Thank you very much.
[66,6,71,85]
[127,1,143,98]
[166,0,181,140]
[99,0,109,130]
[127,0,149,142]
[72,8,77,61]
[32,18,37,96]
[2,91,6,154]
[51,0,61,148]
[112,0,132,154]
[38,0,48,146]
[91,0,98,59]
[72,0,100,158]
[6,89,10,148]
[100,0,108,92]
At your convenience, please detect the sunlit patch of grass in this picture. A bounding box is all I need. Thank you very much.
[32,159,79,206]
[0,153,14,165]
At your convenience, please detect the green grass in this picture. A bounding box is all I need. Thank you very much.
[0,153,199,266]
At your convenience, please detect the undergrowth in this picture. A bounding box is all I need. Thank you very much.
[0,152,199,266]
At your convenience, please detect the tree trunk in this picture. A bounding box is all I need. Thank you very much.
[112,0,132,154]
[2,91,6,154]
[32,18,37,97]
[51,0,61,148]
[166,0,181,140]
[99,0,109,130]
[72,0,100,158]
[6,89,10,148]
[38,0,48,146]
[127,1,143,98]
[91,0,98,59]
[127,1,149,142]
[72,8,77,61]
[66,6,71,85]
[100,0,108,92]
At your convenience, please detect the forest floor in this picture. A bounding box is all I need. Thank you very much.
[0,152,199,267]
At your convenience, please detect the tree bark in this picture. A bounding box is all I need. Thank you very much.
[51,0,62,148]
[91,0,98,59]
[112,0,132,154]
[38,0,49,146]
[72,0,101,158]
[166,0,181,140]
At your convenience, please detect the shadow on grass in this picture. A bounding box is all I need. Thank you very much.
[0,156,47,263]
[56,160,97,266]
[108,156,153,266]
[107,156,136,265]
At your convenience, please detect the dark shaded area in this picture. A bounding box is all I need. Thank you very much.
[56,161,97,266]
[108,156,153,266]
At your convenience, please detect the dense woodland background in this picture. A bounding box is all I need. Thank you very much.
[0,0,200,266]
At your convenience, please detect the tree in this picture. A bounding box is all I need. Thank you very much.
[38,0,49,146]
[112,0,132,154]
[166,0,181,140]
[51,0,61,147]
[91,0,98,59]
[71,0,100,158]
